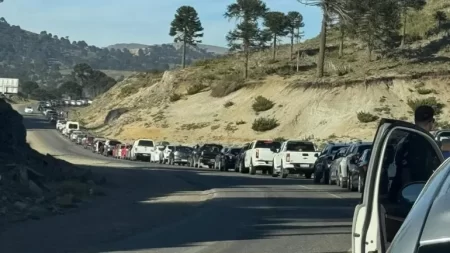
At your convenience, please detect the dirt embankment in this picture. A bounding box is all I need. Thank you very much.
[0,99,105,227]
[75,69,450,146]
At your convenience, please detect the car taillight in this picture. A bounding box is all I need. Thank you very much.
[256,149,259,159]
[286,153,290,162]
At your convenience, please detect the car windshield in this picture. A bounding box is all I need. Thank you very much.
[254,140,281,149]
[138,140,154,147]
[285,142,315,152]
[68,124,78,129]
[109,141,121,146]
[229,148,241,155]
[158,146,165,151]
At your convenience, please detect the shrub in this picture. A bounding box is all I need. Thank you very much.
[274,137,287,142]
[210,74,245,97]
[180,122,209,130]
[417,88,436,95]
[357,112,379,123]
[169,93,182,102]
[252,96,275,112]
[252,117,279,132]
[210,125,220,130]
[236,120,246,125]
[186,84,207,95]
[407,97,444,115]
[223,101,234,108]
[118,85,139,98]
[437,121,450,129]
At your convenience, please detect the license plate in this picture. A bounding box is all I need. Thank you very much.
[300,164,309,168]
[142,154,149,156]
[181,159,187,162]
[210,159,215,162]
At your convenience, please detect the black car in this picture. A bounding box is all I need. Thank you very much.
[313,143,350,184]
[191,143,223,169]
[214,147,242,171]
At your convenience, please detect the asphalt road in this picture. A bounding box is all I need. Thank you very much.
[1,104,359,253]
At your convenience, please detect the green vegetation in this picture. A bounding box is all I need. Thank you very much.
[210,74,245,97]
[417,88,436,95]
[170,93,182,102]
[274,137,287,142]
[252,96,275,112]
[169,6,204,68]
[118,85,139,98]
[223,101,234,108]
[252,117,279,132]
[180,122,210,130]
[187,84,207,95]
[357,112,379,123]
[407,97,445,115]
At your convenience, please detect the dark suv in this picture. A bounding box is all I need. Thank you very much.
[313,143,349,184]
[192,144,223,169]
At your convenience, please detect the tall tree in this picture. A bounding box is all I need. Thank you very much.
[298,0,351,77]
[356,0,401,61]
[58,81,82,99]
[263,12,289,60]
[169,6,204,68]
[398,0,426,47]
[286,11,305,57]
[225,0,268,79]
[434,11,447,31]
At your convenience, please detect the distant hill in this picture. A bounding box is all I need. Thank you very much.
[0,18,222,88]
[107,43,229,55]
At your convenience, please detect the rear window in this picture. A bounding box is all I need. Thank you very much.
[286,142,315,152]
[109,141,121,146]
[138,140,154,147]
[254,140,281,149]
[202,144,223,151]
[229,148,241,155]
[168,146,174,150]
[176,146,192,153]
[158,146,165,151]
[68,124,78,129]
[330,145,347,154]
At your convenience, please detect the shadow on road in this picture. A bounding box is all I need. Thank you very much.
[0,110,358,253]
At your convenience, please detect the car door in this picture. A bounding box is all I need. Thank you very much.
[244,142,255,168]
[352,119,444,253]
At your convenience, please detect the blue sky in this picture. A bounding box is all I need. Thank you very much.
[0,0,321,48]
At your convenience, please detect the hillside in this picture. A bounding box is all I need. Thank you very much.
[74,0,450,146]
[107,43,229,55]
[0,18,220,88]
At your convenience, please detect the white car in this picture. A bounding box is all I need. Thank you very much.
[24,106,33,113]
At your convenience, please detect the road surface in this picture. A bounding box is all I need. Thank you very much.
[0,105,359,253]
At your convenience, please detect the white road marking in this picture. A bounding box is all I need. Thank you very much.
[298,185,343,199]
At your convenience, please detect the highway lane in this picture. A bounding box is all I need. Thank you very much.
[2,104,358,253]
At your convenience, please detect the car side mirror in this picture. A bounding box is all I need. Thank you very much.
[400,182,426,205]
[314,153,318,157]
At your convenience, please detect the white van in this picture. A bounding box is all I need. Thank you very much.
[130,139,154,161]
[63,121,80,136]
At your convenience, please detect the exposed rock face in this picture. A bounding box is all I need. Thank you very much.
[0,99,105,227]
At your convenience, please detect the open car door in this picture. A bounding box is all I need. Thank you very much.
[352,119,443,253]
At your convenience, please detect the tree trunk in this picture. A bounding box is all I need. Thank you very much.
[290,34,294,59]
[244,40,249,79]
[272,35,277,60]
[181,39,187,68]
[339,25,344,58]
[296,50,300,72]
[401,8,407,47]
[317,13,327,78]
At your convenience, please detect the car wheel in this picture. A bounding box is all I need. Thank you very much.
[281,163,288,178]
[249,160,256,175]
[219,161,224,171]
[305,173,312,179]
[358,175,363,193]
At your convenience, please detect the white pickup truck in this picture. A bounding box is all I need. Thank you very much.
[273,140,320,179]
[130,139,154,161]
[243,140,281,175]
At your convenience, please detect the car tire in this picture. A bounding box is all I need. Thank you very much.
[219,161,224,171]
[305,173,312,179]
[249,160,256,175]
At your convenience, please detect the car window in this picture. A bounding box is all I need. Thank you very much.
[109,141,121,146]
[378,128,441,243]
[254,140,279,149]
[330,145,346,154]
[202,144,223,151]
[229,148,241,155]
[285,142,315,152]
[138,140,154,147]
[357,144,372,155]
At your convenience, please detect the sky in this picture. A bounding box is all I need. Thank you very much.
[0,0,321,48]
